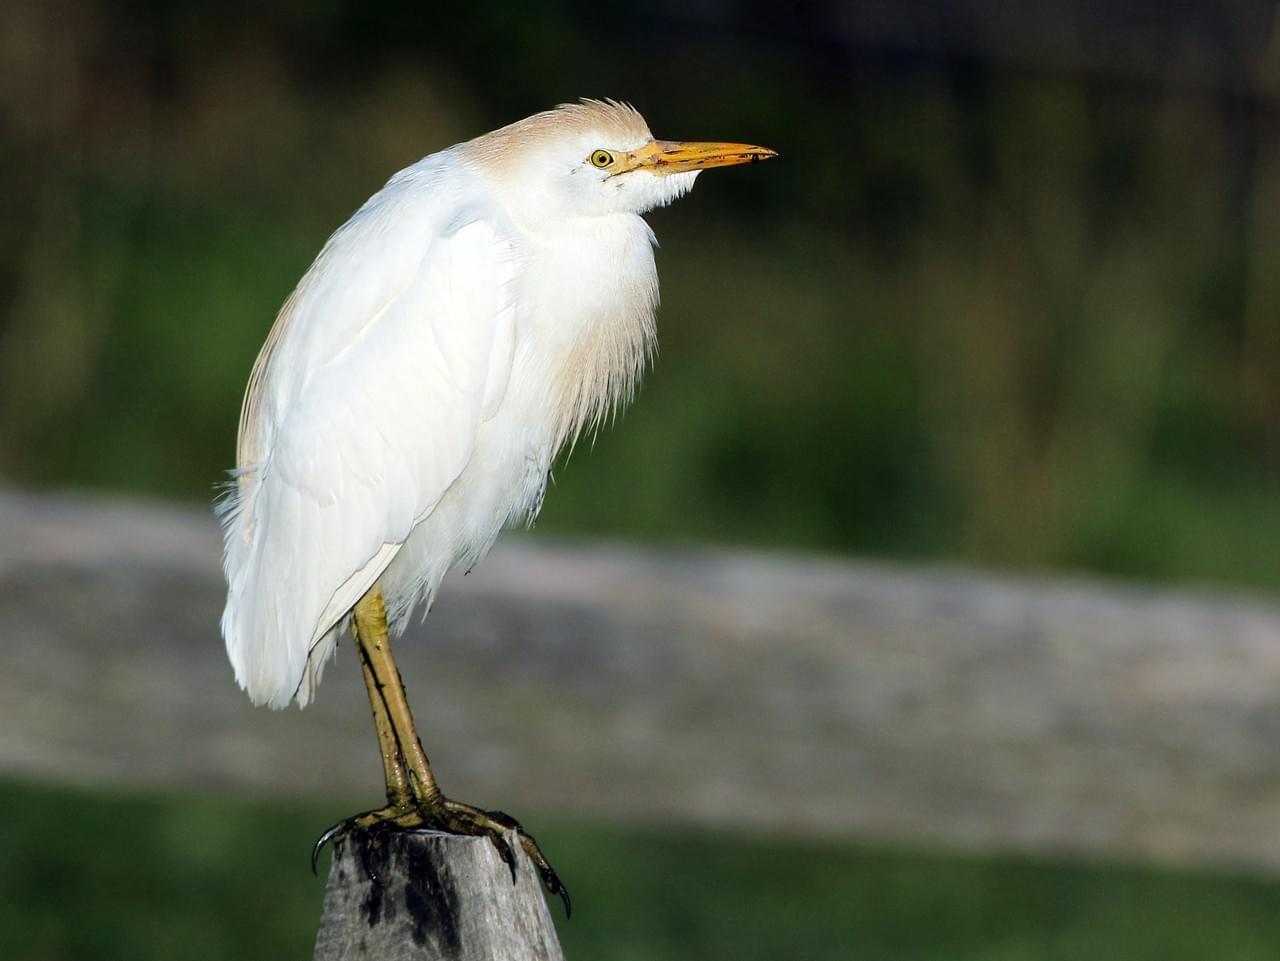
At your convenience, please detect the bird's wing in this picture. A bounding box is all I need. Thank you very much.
[219,182,516,709]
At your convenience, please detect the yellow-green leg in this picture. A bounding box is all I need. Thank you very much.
[352,588,442,805]
[311,586,569,915]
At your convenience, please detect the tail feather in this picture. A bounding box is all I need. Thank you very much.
[217,463,399,710]
[217,474,334,710]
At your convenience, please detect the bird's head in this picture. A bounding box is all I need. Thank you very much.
[463,100,776,227]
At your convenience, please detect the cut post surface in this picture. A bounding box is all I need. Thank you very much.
[313,829,565,961]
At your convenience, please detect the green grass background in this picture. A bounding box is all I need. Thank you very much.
[6,778,1280,961]
[4,3,1278,592]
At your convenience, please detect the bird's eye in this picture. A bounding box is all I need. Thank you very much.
[589,149,614,169]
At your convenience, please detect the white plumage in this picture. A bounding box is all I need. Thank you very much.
[218,100,773,709]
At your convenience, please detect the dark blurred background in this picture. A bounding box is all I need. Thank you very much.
[3,2,1280,959]
[5,0,1278,589]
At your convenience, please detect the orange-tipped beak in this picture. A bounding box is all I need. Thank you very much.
[621,140,778,175]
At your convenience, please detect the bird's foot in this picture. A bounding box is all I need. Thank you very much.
[312,796,570,916]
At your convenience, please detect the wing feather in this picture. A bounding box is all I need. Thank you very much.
[219,168,517,709]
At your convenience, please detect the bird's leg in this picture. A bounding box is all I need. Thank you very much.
[311,586,570,914]
[351,587,442,805]
[356,619,412,807]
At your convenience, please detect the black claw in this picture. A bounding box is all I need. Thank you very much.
[357,832,384,887]
[311,821,345,875]
[492,815,569,916]
[549,874,571,918]
[489,833,518,883]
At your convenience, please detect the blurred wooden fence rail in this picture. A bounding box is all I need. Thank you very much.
[3,486,1280,874]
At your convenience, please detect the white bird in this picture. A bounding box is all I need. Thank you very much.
[217,99,774,904]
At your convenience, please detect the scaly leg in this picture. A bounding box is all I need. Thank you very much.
[356,604,411,806]
[353,588,442,805]
[311,586,570,914]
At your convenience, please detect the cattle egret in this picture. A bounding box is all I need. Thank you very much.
[217,99,775,907]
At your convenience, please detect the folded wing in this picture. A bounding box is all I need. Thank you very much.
[219,181,516,708]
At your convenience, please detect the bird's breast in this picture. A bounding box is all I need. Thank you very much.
[515,213,660,455]
[375,214,662,623]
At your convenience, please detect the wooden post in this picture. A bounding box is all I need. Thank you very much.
[313,830,565,961]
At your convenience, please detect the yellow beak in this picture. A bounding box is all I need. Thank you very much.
[620,140,777,175]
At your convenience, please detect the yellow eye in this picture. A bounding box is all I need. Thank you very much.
[589,149,614,168]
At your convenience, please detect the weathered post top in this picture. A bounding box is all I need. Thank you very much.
[313,830,565,961]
